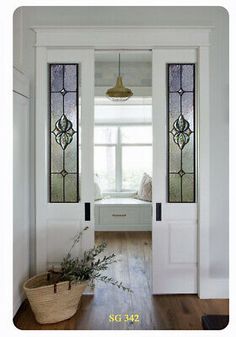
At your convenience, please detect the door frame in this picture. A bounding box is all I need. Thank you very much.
[34,26,211,298]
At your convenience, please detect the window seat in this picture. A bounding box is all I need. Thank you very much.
[95,197,151,205]
[94,198,152,231]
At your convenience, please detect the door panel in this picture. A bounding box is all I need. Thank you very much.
[36,49,94,272]
[152,49,197,294]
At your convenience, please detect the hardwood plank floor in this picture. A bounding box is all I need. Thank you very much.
[14,232,229,330]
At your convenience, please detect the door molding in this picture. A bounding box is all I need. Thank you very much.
[33,26,212,298]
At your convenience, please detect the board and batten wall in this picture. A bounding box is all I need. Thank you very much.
[13,6,229,298]
[13,68,30,315]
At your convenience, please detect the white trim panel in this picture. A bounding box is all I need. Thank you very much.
[33,27,211,48]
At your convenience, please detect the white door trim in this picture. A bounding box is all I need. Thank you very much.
[34,26,211,297]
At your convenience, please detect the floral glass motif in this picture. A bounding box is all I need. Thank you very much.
[171,114,192,150]
[49,64,79,203]
[168,64,195,203]
[53,114,75,150]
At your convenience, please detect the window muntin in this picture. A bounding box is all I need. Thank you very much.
[49,64,79,202]
[168,64,195,203]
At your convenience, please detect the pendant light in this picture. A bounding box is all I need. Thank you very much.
[106,53,133,101]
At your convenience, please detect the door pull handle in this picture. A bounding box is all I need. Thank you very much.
[85,202,90,221]
[156,203,162,221]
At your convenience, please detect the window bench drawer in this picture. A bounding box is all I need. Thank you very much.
[99,206,140,225]
[94,198,152,230]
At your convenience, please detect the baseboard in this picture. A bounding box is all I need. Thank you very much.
[95,225,152,231]
[13,294,25,316]
[199,277,229,299]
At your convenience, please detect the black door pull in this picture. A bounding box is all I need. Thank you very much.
[156,203,162,221]
[85,202,90,221]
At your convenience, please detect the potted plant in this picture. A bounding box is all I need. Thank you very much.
[23,227,132,324]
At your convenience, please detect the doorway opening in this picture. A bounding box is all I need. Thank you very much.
[93,50,153,296]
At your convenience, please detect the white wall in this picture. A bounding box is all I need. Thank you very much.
[13,9,31,314]
[13,6,229,297]
[13,69,30,315]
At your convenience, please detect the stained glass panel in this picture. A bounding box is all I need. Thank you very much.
[168,64,195,203]
[49,64,79,203]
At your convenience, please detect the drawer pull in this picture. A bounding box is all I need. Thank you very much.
[112,214,127,217]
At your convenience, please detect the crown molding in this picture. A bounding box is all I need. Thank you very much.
[31,25,214,31]
[32,26,212,48]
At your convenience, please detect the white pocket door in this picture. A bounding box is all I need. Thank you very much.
[36,49,94,272]
[152,49,198,294]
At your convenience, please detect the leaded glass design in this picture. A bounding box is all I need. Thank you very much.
[49,64,79,202]
[168,64,195,203]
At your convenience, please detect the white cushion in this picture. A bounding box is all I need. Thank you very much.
[136,173,152,202]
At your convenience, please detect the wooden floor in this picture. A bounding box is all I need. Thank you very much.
[14,232,229,330]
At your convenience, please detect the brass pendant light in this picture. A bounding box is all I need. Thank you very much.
[106,54,133,101]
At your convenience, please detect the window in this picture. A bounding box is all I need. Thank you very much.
[167,64,196,202]
[49,64,79,202]
[94,101,152,193]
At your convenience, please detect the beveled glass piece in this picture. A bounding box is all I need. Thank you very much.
[171,114,192,150]
[65,134,77,173]
[169,174,181,202]
[51,65,63,92]
[169,134,181,173]
[51,136,63,172]
[169,64,181,91]
[178,169,185,177]
[64,65,77,91]
[53,114,75,150]
[169,93,180,114]
[182,65,194,91]
[60,169,68,177]
[182,93,194,129]
[178,88,184,96]
[51,174,63,202]
[169,93,181,129]
[51,93,63,129]
[64,92,77,130]
[182,136,194,172]
[182,174,194,202]
[65,174,78,202]
[60,88,67,96]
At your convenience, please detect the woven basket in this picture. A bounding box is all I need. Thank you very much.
[23,273,88,324]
